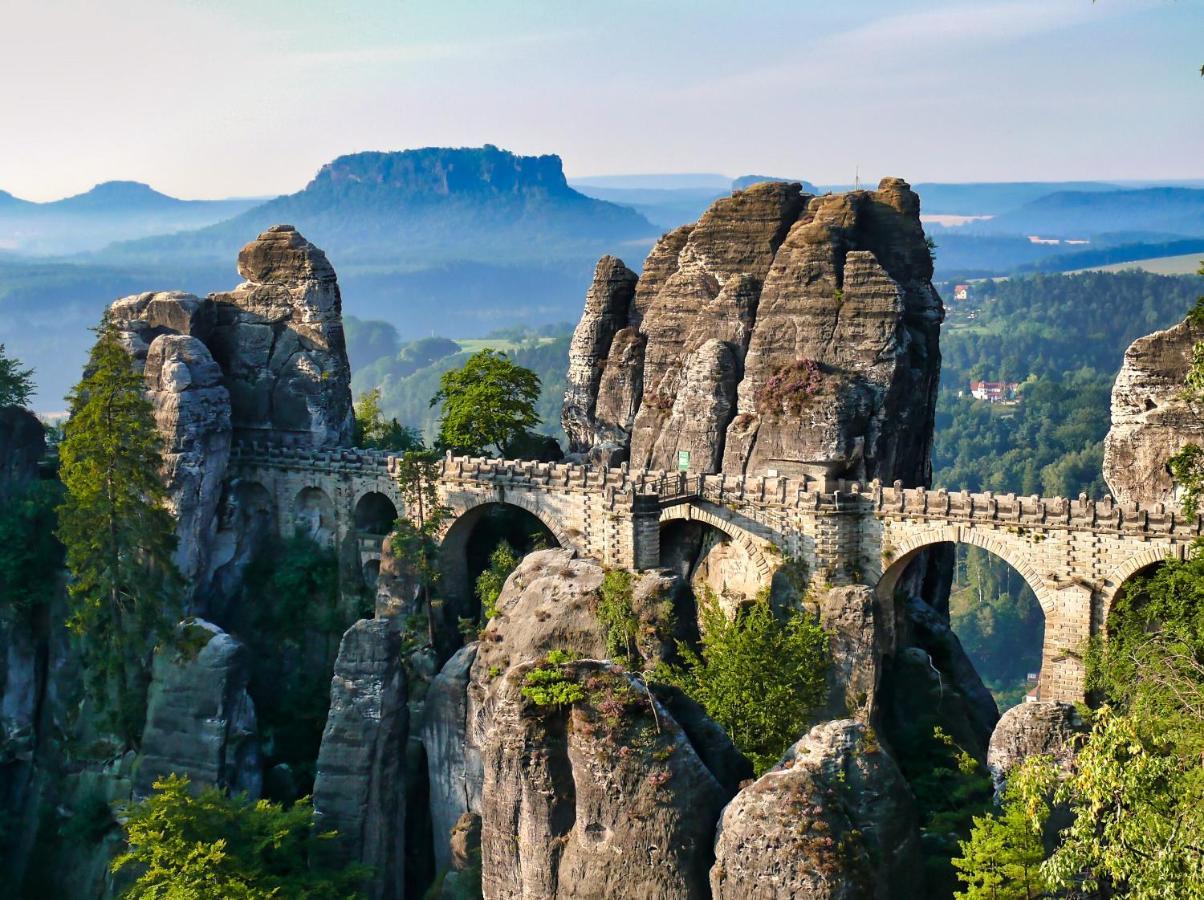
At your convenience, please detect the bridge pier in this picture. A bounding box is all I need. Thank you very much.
[1038,584,1093,703]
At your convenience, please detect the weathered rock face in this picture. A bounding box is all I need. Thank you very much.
[206,225,354,448]
[0,406,45,498]
[135,619,261,799]
[313,618,408,900]
[564,179,943,486]
[711,719,923,900]
[1104,313,1204,504]
[480,659,728,900]
[421,644,481,873]
[562,256,638,455]
[987,701,1084,783]
[809,585,888,721]
[143,335,232,604]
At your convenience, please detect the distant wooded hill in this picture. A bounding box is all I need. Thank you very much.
[0,181,259,255]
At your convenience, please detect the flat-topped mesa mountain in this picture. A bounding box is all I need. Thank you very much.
[564,177,943,486]
[108,146,658,266]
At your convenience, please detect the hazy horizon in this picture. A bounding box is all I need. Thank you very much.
[2,0,1200,202]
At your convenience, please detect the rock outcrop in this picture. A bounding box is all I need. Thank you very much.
[106,227,354,610]
[711,719,923,900]
[421,644,481,873]
[1104,312,1204,504]
[987,701,1084,782]
[563,179,943,487]
[0,406,45,497]
[480,659,728,899]
[313,618,408,900]
[206,225,354,448]
[143,335,232,603]
[810,585,887,720]
[135,619,261,799]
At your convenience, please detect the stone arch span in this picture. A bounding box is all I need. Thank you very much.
[433,495,570,657]
[354,490,399,536]
[876,523,1055,615]
[1098,544,1182,629]
[659,503,775,587]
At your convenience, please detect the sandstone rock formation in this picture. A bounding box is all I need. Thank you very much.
[563,179,943,486]
[313,618,408,900]
[207,225,354,448]
[135,619,261,799]
[143,335,232,602]
[480,659,728,899]
[1104,312,1204,504]
[0,406,45,498]
[809,585,886,720]
[106,227,355,609]
[711,719,923,900]
[987,700,1084,783]
[421,644,481,873]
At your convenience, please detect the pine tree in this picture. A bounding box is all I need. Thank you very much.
[57,320,181,745]
[0,342,35,408]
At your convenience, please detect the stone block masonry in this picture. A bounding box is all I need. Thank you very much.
[229,445,1203,704]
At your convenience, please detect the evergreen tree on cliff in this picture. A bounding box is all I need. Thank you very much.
[57,319,181,745]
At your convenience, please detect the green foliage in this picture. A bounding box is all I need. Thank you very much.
[387,450,452,642]
[353,387,422,451]
[953,756,1055,899]
[56,320,181,744]
[1043,707,1204,895]
[0,479,63,627]
[113,774,364,899]
[474,541,518,621]
[521,651,586,707]
[1049,543,1204,893]
[662,591,829,775]
[241,535,353,793]
[936,270,1204,498]
[949,546,1044,709]
[0,342,35,408]
[597,569,639,666]
[1169,442,1204,516]
[890,717,995,894]
[429,349,541,456]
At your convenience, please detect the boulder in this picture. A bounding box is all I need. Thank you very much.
[313,618,408,900]
[108,291,211,361]
[1104,312,1204,504]
[206,225,355,448]
[987,701,1084,783]
[711,719,923,900]
[480,659,728,899]
[135,619,261,799]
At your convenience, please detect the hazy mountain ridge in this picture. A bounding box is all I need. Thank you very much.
[104,146,658,266]
[0,181,260,254]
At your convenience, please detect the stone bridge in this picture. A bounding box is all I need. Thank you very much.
[228,442,1204,703]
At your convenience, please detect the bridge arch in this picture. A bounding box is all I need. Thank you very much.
[354,490,399,536]
[659,503,775,594]
[1098,545,1179,626]
[433,495,570,656]
[876,524,1055,614]
[294,485,337,547]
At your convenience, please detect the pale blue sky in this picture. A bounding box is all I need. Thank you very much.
[1,0,1200,201]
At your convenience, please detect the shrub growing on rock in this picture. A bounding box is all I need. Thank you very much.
[755,358,825,417]
[661,590,829,775]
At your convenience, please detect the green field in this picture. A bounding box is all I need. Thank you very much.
[454,337,562,354]
[1071,252,1203,276]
